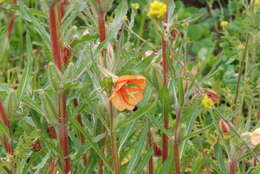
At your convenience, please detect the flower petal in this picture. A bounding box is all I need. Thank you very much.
[109,91,135,111]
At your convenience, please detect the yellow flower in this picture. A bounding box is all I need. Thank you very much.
[0,0,4,3]
[220,21,229,28]
[254,0,260,5]
[201,96,214,108]
[148,1,167,19]
[131,3,140,10]
[181,22,189,27]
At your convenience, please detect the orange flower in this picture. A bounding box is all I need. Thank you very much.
[108,75,146,111]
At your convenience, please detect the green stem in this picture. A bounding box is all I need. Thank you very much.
[233,35,249,105]
[109,102,120,174]
[173,107,181,174]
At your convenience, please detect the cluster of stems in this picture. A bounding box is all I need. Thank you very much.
[96,1,120,174]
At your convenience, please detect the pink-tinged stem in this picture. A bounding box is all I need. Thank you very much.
[229,155,237,174]
[57,0,70,65]
[0,102,13,155]
[58,92,71,174]
[49,6,63,71]
[48,161,58,174]
[96,1,107,173]
[96,0,106,43]
[49,3,71,173]
[162,6,169,162]
[7,0,17,39]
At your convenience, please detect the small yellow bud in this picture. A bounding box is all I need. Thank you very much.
[131,3,140,10]
[148,1,167,19]
[123,15,128,22]
[201,96,214,108]
[181,22,189,27]
[0,0,4,3]
[220,21,229,28]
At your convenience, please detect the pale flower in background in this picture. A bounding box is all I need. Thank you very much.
[242,128,260,146]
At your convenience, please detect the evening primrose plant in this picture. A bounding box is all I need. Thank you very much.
[0,0,259,174]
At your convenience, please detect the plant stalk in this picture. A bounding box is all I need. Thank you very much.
[7,0,17,39]
[0,102,13,155]
[58,92,71,174]
[73,99,88,166]
[49,3,71,173]
[229,155,237,174]
[173,108,181,174]
[147,128,154,174]
[162,1,169,162]
[109,102,120,174]
[233,35,249,105]
[49,6,63,71]
[96,0,106,43]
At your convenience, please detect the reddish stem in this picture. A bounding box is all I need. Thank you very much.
[49,3,71,172]
[48,161,58,174]
[0,103,13,155]
[49,6,63,71]
[96,1,107,173]
[58,92,71,174]
[96,0,106,43]
[162,6,169,162]
[7,0,17,39]
[162,118,169,161]
[229,155,237,174]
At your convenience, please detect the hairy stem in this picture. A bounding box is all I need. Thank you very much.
[162,4,169,162]
[96,0,106,43]
[109,102,120,174]
[58,92,71,174]
[49,6,63,71]
[49,3,71,172]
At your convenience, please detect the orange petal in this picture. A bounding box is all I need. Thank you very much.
[109,91,135,111]
[121,86,144,106]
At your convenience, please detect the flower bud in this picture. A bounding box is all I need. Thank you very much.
[219,119,230,133]
[170,28,179,39]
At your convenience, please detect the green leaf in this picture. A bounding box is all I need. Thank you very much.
[17,33,33,102]
[118,99,157,128]
[39,92,58,124]
[69,117,113,173]
[126,122,148,174]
